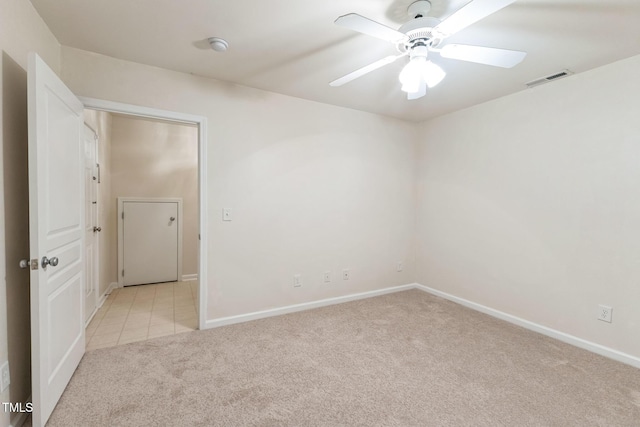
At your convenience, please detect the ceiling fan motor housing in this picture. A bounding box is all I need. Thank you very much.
[398,16,442,52]
[409,44,430,60]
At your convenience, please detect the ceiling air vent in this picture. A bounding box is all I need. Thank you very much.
[525,69,574,88]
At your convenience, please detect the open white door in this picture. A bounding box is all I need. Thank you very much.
[28,53,85,426]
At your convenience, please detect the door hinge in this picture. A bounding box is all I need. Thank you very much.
[121,212,124,219]
[122,269,124,277]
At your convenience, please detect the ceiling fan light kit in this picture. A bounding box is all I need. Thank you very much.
[331,0,527,100]
[399,45,446,98]
[399,57,446,91]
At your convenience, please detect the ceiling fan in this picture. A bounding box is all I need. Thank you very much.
[330,0,527,100]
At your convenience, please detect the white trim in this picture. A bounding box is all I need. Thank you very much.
[80,97,208,331]
[414,284,640,369]
[84,308,98,327]
[181,274,198,282]
[79,98,204,126]
[197,119,207,331]
[204,284,416,329]
[203,281,640,369]
[117,197,184,287]
[85,282,119,327]
[97,282,118,307]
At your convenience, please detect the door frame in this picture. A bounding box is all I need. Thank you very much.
[80,97,208,331]
[117,197,184,287]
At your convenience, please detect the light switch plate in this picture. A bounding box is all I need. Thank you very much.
[0,361,10,392]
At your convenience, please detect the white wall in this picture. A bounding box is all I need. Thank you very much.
[110,114,199,278]
[61,47,417,320]
[0,1,60,425]
[3,2,639,423]
[416,54,640,359]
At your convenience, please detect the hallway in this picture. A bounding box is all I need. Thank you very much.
[85,281,198,350]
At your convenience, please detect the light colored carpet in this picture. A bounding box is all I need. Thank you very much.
[47,290,640,426]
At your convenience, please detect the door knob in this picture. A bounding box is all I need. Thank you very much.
[41,256,59,268]
[93,226,102,232]
[170,217,176,222]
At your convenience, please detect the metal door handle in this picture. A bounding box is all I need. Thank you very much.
[19,259,29,269]
[93,226,102,232]
[41,256,59,268]
[170,217,176,222]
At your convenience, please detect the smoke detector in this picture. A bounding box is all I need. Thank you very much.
[208,37,229,52]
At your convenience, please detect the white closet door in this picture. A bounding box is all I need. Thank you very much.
[83,125,98,321]
[122,201,179,285]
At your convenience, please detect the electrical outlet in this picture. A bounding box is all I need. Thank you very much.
[323,271,331,283]
[222,208,232,221]
[293,274,301,288]
[0,361,10,392]
[598,305,613,323]
[396,261,404,272]
[342,269,350,280]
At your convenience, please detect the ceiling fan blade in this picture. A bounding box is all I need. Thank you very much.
[335,13,407,44]
[433,0,517,37]
[407,81,427,100]
[440,44,526,68]
[330,54,405,87]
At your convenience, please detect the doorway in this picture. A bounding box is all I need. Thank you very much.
[26,54,208,426]
[80,100,207,350]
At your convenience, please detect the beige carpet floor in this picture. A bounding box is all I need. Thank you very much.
[47,290,640,426]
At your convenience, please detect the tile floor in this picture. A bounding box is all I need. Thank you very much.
[85,281,199,351]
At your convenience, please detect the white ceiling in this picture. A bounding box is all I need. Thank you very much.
[31,0,640,122]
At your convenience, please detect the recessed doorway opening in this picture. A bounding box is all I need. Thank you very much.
[80,100,207,350]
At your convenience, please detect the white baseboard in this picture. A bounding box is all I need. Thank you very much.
[204,284,416,329]
[98,282,118,307]
[414,283,640,369]
[9,395,31,427]
[86,282,119,327]
[181,274,198,282]
[200,282,639,369]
